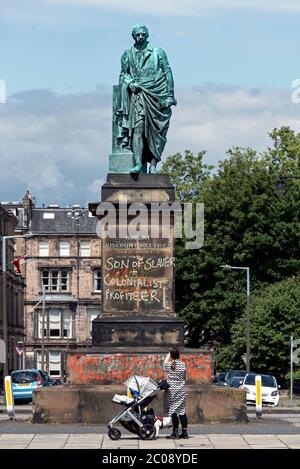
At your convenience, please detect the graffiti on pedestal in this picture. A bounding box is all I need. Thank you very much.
[67,352,214,385]
[103,237,175,314]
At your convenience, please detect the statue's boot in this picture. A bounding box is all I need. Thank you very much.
[130,154,142,173]
[149,164,157,174]
[149,159,158,174]
[130,164,142,173]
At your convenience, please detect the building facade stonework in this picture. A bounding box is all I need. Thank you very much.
[3,193,101,380]
[0,204,25,380]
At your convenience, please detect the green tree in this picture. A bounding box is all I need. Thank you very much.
[162,150,213,201]
[163,127,300,353]
[217,276,300,376]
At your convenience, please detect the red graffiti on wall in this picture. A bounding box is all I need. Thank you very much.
[67,352,213,385]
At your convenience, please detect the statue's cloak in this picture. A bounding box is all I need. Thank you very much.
[116,43,172,163]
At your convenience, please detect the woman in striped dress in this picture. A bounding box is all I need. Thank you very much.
[163,346,188,439]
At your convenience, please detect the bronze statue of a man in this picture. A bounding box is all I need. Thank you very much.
[116,24,177,174]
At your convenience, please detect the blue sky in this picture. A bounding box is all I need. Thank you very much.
[1,1,300,92]
[1,0,300,205]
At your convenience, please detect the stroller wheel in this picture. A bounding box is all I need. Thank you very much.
[108,428,121,440]
[139,424,155,440]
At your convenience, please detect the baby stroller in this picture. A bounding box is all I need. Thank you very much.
[108,375,169,440]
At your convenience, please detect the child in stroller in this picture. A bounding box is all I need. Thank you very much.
[108,375,169,440]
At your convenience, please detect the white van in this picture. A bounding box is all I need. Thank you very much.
[241,373,280,406]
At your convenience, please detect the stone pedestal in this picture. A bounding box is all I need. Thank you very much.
[92,317,184,347]
[32,384,247,424]
[89,173,184,349]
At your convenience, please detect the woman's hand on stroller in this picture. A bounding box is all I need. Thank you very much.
[158,379,170,390]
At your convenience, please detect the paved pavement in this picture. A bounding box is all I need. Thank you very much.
[0,432,300,449]
[2,400,300,448]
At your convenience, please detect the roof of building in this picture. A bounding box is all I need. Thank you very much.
[30,208,98,235]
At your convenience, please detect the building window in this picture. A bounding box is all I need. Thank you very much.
[59,241,70,256]
[49,351,61,378]
[89,309,99,338]
[49,309,61,338]
[38,311,47,338]
[49,351,61,377]
[39,241,49,256]
[37,309,72,339]
[37,351,47,372]
[63,310,72,338]
[80,241,90,257]
[37,351,61,378]
[93,269,101,292]
[42,270,69,292]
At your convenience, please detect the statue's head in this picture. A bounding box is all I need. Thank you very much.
[132,24,149,45]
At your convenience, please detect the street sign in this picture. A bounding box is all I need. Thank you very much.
[15,344,24,357]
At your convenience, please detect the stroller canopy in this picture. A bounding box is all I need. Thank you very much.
[125,375,158,398]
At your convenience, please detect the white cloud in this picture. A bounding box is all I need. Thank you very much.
[2,0,300,24]
[47,0,300,15]
[1,85,300,206]
[167,86,300,159]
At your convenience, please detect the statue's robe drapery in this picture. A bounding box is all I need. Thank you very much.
[116,43,174,163]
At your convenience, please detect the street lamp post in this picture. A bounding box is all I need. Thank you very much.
[221,265,251,372]
[274,176,300,196]
[41,284,46,372]
[1,233,32,377]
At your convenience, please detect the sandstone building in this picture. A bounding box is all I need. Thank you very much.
[2,192,101,380]
[0,203,25,380]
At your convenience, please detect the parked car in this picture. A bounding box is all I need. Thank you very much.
[241,373,280,406]
[228,376,244,388]
[50,378,63,386]
[40,370,53,387]
[11,369,52,402]
[212,372,227,386]
[294,378,300,395]
[224,370,247,386]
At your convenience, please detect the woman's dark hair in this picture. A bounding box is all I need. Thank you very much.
[170,347,180,370]
[170,347,180,360]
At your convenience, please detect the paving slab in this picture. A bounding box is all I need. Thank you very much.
[139,440,176,449]
[0,444,29,449]
[277,435,300,442]
[242,435,286,446]
[64,445,101,449]
[102,436,138,446]
[67,435,103,443]
[208,442,249,448]
[207,434,249,449]
[28,434,69,449]
[103,446,139,450]
[249,445,287,449]
[0,433,34,439]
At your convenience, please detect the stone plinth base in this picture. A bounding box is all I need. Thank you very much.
[66,350,213,385]
[32,384,247,424]
[109,152,134,173]
[92,317,184,348]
